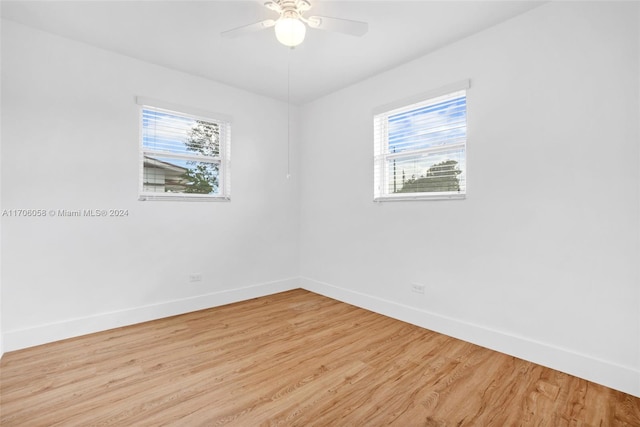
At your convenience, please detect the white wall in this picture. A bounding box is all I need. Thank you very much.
[0,19,300,350]
[299,1,640,396]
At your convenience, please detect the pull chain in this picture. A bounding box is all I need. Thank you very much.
[286,48,292,179]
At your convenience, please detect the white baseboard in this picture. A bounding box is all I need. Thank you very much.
[300,276,640,398]
[3,277,299,353]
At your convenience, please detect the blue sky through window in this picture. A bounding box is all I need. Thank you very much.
[142,108,218,169]
[387,95,466,155]
[142,109,194,153]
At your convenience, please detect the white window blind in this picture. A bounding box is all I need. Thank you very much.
[137,99,231,201]
[374,82,468,201]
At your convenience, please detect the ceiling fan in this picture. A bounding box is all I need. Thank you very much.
[221,0,368,47]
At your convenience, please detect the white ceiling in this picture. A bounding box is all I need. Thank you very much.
[1,1,544,104]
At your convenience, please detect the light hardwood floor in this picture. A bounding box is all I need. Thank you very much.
[1,289,639,426]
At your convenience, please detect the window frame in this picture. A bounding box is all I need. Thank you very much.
[136,97,231,202]
[373,80,469,202]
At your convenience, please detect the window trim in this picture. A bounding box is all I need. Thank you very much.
[136,97,232,202]
[373,80,469,202]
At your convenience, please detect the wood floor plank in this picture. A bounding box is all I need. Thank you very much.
[1,289,638,426]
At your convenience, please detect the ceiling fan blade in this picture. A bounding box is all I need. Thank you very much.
[297,0,312,12]
[264,1,282,13]
[306,16,368,36]
[221,19,276,38]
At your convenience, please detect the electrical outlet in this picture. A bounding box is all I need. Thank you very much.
[411,283,425,294]
[189,273,203,282]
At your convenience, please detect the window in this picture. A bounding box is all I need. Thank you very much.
[373,80,468,201]
[137,97,231,201]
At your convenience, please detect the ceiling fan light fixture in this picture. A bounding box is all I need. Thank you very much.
[274,16,306,47]
[221,0,368,46]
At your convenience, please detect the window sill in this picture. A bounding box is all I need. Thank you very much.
[374,193,465,202]
[139,194,230,202]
